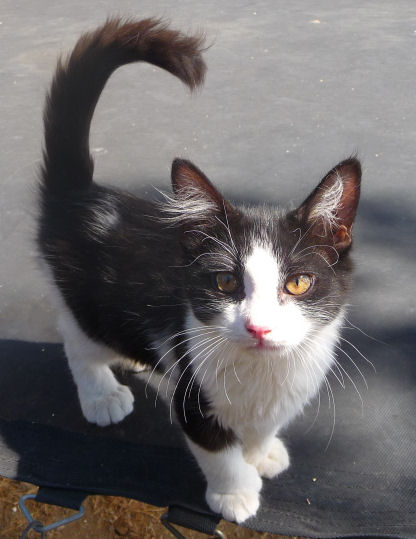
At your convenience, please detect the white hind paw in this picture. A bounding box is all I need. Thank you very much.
[80,383,134,426]
[206,488,260,523]
[256,438,290,479]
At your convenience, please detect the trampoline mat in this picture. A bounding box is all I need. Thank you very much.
[0,330,415,538]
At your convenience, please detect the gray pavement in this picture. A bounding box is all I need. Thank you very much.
[1,0,415,343]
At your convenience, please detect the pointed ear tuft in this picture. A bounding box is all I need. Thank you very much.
[164,158,234,229]
[171,158,223,207]
[298,157,361,252]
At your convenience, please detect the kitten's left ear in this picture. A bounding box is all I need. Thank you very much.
[296,157,361,252]
[170,158,234,226]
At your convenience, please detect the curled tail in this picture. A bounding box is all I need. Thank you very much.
[41,18,206,193]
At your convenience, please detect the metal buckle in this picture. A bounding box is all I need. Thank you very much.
[19,493,85,538]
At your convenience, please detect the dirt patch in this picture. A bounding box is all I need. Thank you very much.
[0,477,296,538]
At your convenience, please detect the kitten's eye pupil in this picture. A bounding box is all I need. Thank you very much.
[216,272,238,293]
[285,274,312,296]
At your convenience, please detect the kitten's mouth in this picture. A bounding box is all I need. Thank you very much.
[246,341,282,352]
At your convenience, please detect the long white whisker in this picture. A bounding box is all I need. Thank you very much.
[220,202,238,254]
[197,365,210,418]
[289,222,315,257]
[332,357,364,415]
[182,337,228,421]
[187,229,238,261]
[302,337,345,388]
[232,358,242,385]
[162,334,225,403]
[323,374,336,451]
[149,325,227,350]
[185,337,228,401]
[295,243,340,263]
[339,336,376,372]
[333,343,368,390]
[293,338,336,449]
[296,250,337,274]
[170,336,226,423]
[302,356,322,435]
[344,317,387,345]
[223,355,232,405]
[145,328,226,397]
[280,354,292,386]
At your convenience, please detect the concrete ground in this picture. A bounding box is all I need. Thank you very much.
[1,1,415,344]
[1,0,415,342]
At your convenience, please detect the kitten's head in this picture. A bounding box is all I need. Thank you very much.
[168,157,361,354]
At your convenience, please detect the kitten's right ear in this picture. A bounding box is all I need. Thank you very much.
[169,158,234,227]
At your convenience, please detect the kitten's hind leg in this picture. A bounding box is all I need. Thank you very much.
[58,311,134,426]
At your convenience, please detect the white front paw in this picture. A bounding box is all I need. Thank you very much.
[80,383,134,426]
[206,488,260,524]
[256,438,290,479]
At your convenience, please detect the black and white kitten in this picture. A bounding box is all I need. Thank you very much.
[38,18,361,523]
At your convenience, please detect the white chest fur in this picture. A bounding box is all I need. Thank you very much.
[191,313,343,438]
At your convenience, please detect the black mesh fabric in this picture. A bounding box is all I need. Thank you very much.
[0,334,414,538]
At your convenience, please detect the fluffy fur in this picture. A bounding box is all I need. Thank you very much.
[38,18,361,523]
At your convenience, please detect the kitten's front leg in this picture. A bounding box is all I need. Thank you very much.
[186,438,262,524]
[243,434,290,479]
[59,311,134,426]
[175,364,261,522]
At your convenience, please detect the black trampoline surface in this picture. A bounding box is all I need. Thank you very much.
[1,0,416,537]
[0,332,415,538]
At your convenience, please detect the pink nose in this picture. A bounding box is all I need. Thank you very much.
[245,323,272,341]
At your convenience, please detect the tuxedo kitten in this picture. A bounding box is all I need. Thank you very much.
[38,18,361,523]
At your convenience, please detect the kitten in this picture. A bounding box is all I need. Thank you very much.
[38,18,361,523]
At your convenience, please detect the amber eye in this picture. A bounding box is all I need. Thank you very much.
[285,274,312,296]
[215,272,238,294]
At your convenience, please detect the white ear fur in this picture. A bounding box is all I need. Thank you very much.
[157,184,219,226]
[308,171,344,229]
[298,158,361,249]
[162,158,235,230]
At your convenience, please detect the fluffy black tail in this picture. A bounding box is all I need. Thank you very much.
[41,18,206,194]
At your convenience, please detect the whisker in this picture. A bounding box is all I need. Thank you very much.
[289,222,315,257]
[302,337,345,388]
[145,328,226,397]
[183,339,229,419]
[293,338,336,449]
[296,250,337,274]
[223,355,232,405]
[197,365,210,417]
[162,334,224,403]
[333,357,364,415]
[322,374,336,451]
[339,336,377,372]
[344,317,387,345]
[186,229,238,262]
[148,325,227,350]
[171,336,227,423]
[185,337,228,400]
[332,343,369,390]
